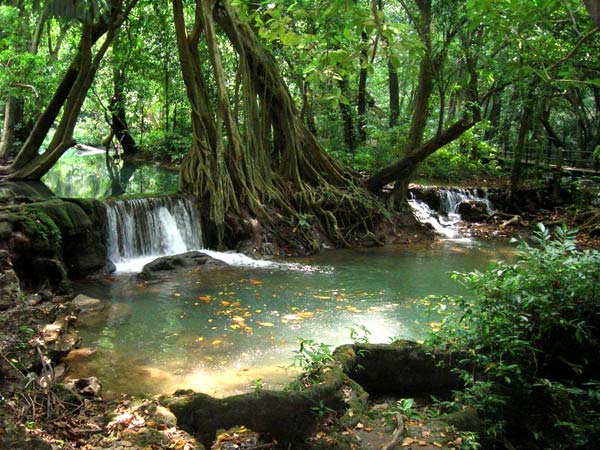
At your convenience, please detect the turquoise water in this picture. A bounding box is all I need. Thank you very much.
[70,240,514,398]
[42,148,178,198]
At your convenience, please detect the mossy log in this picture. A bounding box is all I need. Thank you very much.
[162,340,459,448]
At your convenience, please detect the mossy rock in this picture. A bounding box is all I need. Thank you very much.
[0,197,108,291]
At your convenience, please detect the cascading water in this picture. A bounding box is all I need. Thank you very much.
[439,188,493,215]
[103,196,302,273]
[105,196,203,272]
[408,186,494,239]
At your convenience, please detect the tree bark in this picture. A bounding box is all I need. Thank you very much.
[357,32,369,144]
[388,60,400,128]
[0,98,18,161]
[110,67,138,154]
[509,90,536,199]
[338,79,356,152]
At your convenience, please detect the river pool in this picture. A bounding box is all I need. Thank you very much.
[70,239,514,398]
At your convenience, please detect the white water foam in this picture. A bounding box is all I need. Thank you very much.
[409,187,494,240]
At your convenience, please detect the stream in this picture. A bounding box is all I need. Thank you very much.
[43,148,514,398]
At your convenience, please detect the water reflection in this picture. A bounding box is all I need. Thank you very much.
[42,148,178,198]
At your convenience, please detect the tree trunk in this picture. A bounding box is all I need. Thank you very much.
[483,94,502,141]
[338,79,356,152]
[111,67,138,154]
[173,0,386,250]
[301,82,317,135]
[366,118,476,193]
[388,60,400,128]
[357,32,369,144]
[509,91,536,199]
[0,98,18,161]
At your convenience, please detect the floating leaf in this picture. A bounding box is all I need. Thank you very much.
[256,321,274,327]
[199,296,211,302]
[221,301,231,306]
[249,279,263,285]
[174,293,181,297]
[212,339,222,345]
[196,337,204,342]
[313,295,331,300]
[299,311,315,318]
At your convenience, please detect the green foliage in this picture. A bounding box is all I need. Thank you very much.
[142,130,190,163]
[348,324,371,344]
[310,399,337,418]
[294,338,334,372]
[415,128,503,182]
[428,225,600,447]
[250,378,264,396]
[383,398,420,425]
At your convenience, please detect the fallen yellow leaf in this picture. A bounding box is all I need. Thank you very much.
[212,339,222,345]
[256,321,274,327]
[401,437,414,447]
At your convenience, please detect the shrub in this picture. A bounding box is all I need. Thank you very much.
[428,225,600,448]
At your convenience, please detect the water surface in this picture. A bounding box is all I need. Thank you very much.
[71,240,514,398]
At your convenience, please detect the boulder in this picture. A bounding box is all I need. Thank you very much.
[457,200,489,222]
[40,312,80,357]
[64,376,102,398]
[0,196,109,293]
[72,294,105,314]
[135,251,228,283]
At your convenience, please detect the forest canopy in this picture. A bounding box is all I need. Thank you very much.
[0,0,599,246]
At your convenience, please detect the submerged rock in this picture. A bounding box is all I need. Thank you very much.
[72,293,105,314]
[162,340,465,448]
[135,251,228,283]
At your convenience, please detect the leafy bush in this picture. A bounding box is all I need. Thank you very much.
[415,128,503,182]
[428,225,600,448]
[142,130,191,163]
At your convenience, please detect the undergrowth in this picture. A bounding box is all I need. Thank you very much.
[427,224,600,449]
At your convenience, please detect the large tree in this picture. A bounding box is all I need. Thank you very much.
[172,0,387,250]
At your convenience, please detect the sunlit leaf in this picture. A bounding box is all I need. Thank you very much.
[212,339,222,345]
[256,321,274,327]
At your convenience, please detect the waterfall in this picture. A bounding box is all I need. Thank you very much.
[408,186,494,239]
[105,196,203,272]
[439,188,493,215]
